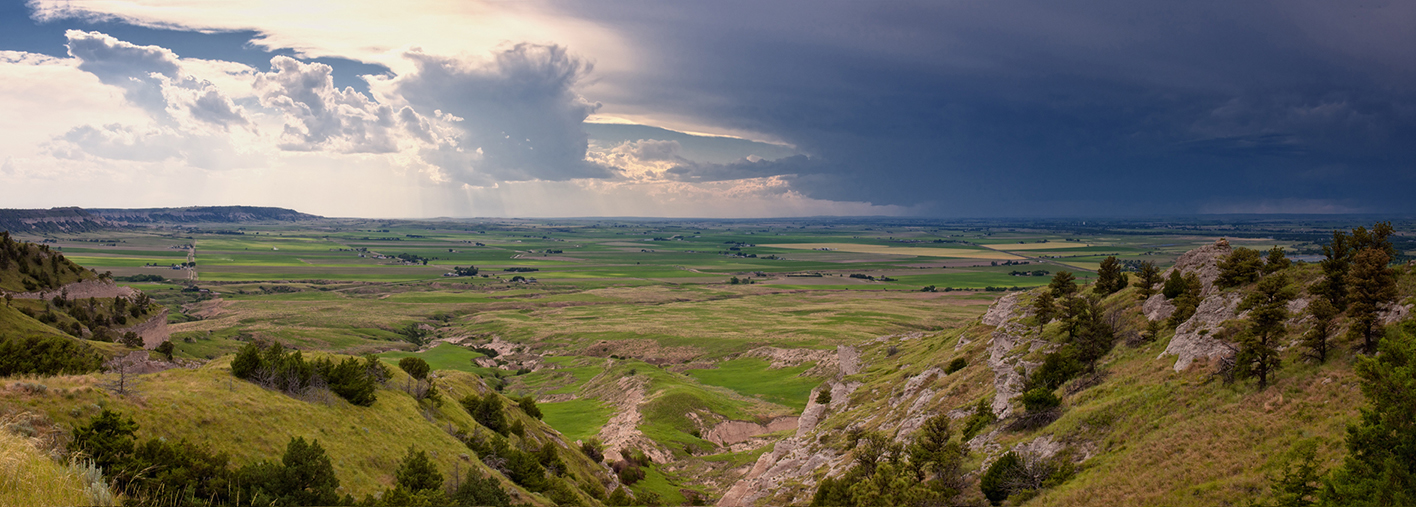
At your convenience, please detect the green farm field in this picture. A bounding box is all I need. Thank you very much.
[19,218,1237,286]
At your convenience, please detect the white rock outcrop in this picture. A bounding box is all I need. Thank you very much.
[983,296,1049,418]
[1143,294,1175,322]
[1162,292,1242,371]
[1380,302,1413,325]
[982,292,1022,327]
[1162,238,1232,296]
[837,345,861,376]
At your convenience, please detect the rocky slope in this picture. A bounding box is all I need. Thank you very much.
[712,240,1416,506]
[716,345,861,506]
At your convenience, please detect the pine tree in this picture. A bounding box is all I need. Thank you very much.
[1349,222,1396,257]
[1235,274,1295,390]
[71,409,139,471]
[1062,296,1089,339]
[1031,291,1055,335]
[1028,349,1083,391]
[1146,318,1163,342]
[905,413,964,482]
[1071,297,1116,367]
[1346,238,1397,355]
[461,393,508,435]
[0,232,10,271]
[1303,299,1338,364]
[1049,271,1077,299]
[519,395,543,419]
[1260,440,1321,507]
[534,442,566,478]
[980,452,1022,505]
[453,473,512,507]
[263,342,287,370]
[1263,246,1292,275]
[323,356,378,406]
[1217,247,1264,288]
[1134,261,1161,299]
[1168,273,1203,328]
[1323,325,1416,505]
[398,356,430,380]
[395,447,444,492]
[277,437,340,506]
[230,343,263,379]
[1162,269,1188,299]
[155,341,175,361]
[1095,257,1124,295]
[1312,230,1352,311]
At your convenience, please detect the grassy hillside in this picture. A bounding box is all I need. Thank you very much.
[1,236,164,365]
[1,233,96,293]
[0,302,72,339]
[1027,343,1359,505]
[1016,268,1415,506]
[0,301,131,377]
[2,353,616,504]
[746,260,1416,506]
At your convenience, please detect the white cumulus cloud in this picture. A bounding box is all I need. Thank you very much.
[254,55,435,154]
[372,43,608,184]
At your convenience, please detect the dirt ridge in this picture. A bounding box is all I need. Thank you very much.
[8,278,134,300]
[704,417,800,447]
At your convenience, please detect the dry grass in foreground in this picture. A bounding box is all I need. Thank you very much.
[1,413,110,506]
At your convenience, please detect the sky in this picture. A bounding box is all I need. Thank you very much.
[0,0,1413,218]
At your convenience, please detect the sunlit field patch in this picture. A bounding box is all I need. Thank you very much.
[762,243,1024,259]
[685,358,822,410]
[985,242,1094,250]
[538,398,614,443]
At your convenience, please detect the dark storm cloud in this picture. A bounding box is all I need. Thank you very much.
[561,0,1416,215]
